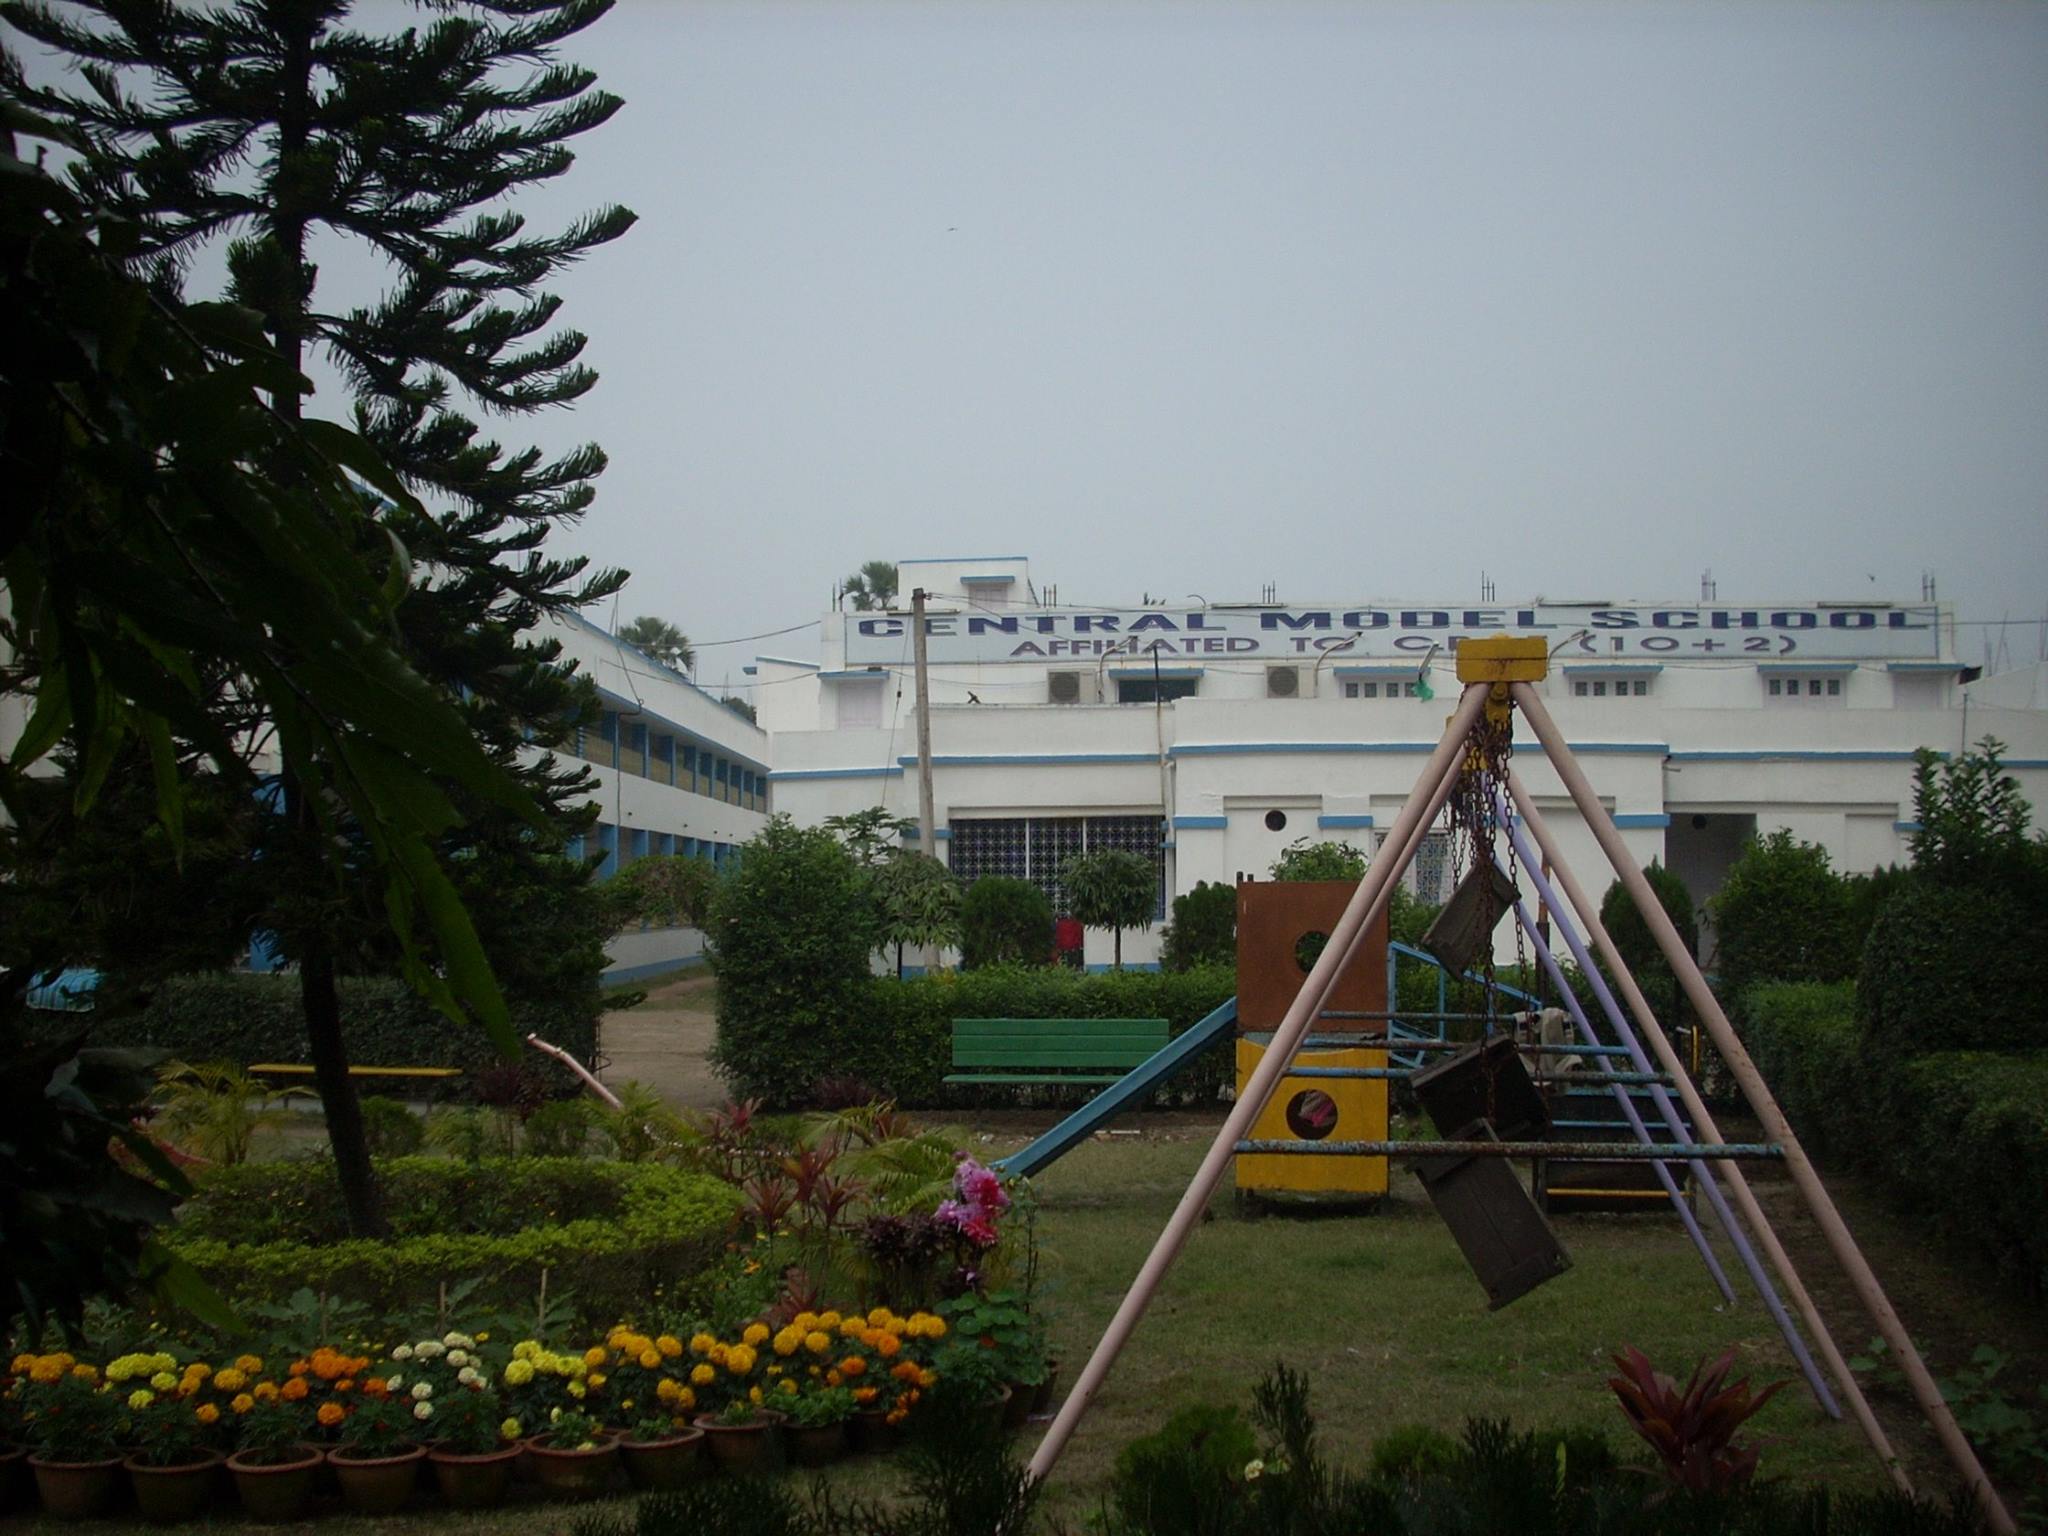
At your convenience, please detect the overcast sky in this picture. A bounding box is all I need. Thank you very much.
[21,2,2048,691]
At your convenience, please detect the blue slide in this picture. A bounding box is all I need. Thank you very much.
[995,996,1238,1179]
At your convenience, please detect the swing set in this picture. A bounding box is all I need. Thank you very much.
[1024,636,2016,1536]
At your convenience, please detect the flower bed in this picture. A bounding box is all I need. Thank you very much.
[164,1157,740,1317]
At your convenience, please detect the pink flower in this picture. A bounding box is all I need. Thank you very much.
[960,1213,999,1248]
[957,1162,1009,1212]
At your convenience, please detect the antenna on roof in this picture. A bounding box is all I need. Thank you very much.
[1480,571,1496,603]
[1701,568,1717,602]
[1921,571,1937,602]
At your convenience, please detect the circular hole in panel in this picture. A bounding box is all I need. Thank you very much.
[1285,1090,1339,1141]
[1294,930,1329,972]
[1692,814,1710,831]
[1265,809,1288,832]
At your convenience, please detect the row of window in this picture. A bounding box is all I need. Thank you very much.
[1572,678,1653,698]
[1075,669,1876,705]
[949,815,1168,919]
[1767,676,1843,700]
[563,705,769,812]
[569,822,740,880]
[1342,681,1427,699]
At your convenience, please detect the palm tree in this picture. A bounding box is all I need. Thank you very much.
[619,616,695,674]
[842,561,899,612]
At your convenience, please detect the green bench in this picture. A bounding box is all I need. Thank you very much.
[944,1017,1171,1087]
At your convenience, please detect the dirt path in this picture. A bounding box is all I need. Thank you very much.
[596,973,728,1109]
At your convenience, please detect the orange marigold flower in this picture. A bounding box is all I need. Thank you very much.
[638,1349,661,1370]
[874,1334,900,1359]
[195,1404,221,1426]
[287,1360,310,1378]
[891,1361,920,1384]
[854,1386,878,1405]
[839,1358,866,1379]
[235,1355,264,1375]
[280,1378,309,1402]
[232,1394,255,1414]
[253,1382,279,1403]
[316,1402,346,1427]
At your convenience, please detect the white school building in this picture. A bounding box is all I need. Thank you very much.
[748,556,2048,971]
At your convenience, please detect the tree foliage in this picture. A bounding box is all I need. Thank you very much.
[1597,861,1697,1025]
[617,616,694,675]
[1706,831,1856,996]
[1909,738,2047,895]
[842,560,899,612]
[825,806,915,869]
[605,852,719,932]
[960,878,1054,970]
[1269,838,1368,882]
[1161,881,1238,972]
[1060,849,1158,968]
[870,853,963,978]
[707,818,877,1103]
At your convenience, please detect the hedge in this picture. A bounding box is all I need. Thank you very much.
[715,964,1239,1107]
[85,972,599,1089]
[1857,882,2048,1056]
[1742,981,2048,1295]
[166,1157,739,1318]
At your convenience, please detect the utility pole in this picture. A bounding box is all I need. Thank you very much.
[912,588,940,972]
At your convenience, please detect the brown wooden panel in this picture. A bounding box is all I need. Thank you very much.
[1234,880,1387,1037]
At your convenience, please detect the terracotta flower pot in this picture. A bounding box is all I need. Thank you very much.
[692,1411,784,1475]
[428,1443,522,1509]
[1001,1379,1036,1430]
[523,1432,619,1498]
[1032,1363,1060,1417]
[226,1444,324,1522]
[125,1452,225,1523]
[27,1455,124,1520]
[328,1443,425,1516]
[975,1384,1015,1437]
[619,1428,705,1490]
[849,1407,901,1455]
[784,1420,847,1468]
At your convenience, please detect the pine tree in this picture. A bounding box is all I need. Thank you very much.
[6,0,636,1235]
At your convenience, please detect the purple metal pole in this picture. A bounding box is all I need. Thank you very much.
[1494,797,1837,1414]
[1504,886,1737,1303]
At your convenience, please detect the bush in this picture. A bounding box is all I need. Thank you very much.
[90,972,597,1090]
[717,964,1239,1108]
[1060,848,1158,967]
[166,1157,738,1318]
[1745,981,2048,1296]
[1160,881,1237,972]
[959,877,1054,970]
[708,817,879,1104]
[1857,882,2048,1056]
[1111,1402,1259,1532]
[1598,861,1697,1025]
[359,1096,424,1157]
[1707,831,1856,994]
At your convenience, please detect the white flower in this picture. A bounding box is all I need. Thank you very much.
[415,1341,446,1360]
[385,1372,404,1391]
[413,1401,434,1421]
[443,1332,474,1350]
[411,1382,434,1401]
[447,1349,470,1367]
[456,1367,482,1387]
[390,1344,414,1362]
[1244,1459,1264,1482]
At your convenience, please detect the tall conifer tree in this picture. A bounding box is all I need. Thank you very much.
[6,0,636,1234]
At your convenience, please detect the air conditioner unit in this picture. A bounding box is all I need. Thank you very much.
[1266,666,1301,698]
[1048,671,1083,704]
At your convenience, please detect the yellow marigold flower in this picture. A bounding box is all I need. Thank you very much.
[867,1306,891,1326]
[513,1341,540,1362]
[499,1418,522,1441]
[748,1385,763,1406]
[656,1335,682,1358]
[676,1386,695,1411]
[656,1379,680,1403]
[817,1311,841,1330]
[791,1311,818,1332]
[232,1394,255,1414]
[71,1364,100,1383]
[566,1380,587,1400]
[196,1403,221,1425]
[839,1316,866,1338]
[924,1316,948,1340]
[778,1377,797,1396]
[236,1355,264,1375]
[503,1360,535,1387]
[688,1332,716,1356]
[150,1372,178,1392]
[638,1349,661,1370]
[253,1382,279,1403]
[10,1353,34,1374]
[128,1389,155,1410]
[587,1372,606,1389]
[185,1361,212,1380]
[804,1331,831,1356]
[606,1326,630,1348]
[725,1345,757,1376]
[583,1347,607,1368]
[690,1364,715,1387]
[742,1323,770,1348]
[214,1368,247,1393]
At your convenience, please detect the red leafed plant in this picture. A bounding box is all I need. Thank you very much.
[1608,1346,1788,1494]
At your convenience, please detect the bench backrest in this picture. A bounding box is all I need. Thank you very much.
[952,1017,1170,1071]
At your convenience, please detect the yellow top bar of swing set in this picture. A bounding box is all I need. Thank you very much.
[1455,635,1550,685]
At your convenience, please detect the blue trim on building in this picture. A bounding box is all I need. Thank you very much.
[959,574,1017,585]
[1562,662,1665,676]
[1885,661,1963,673]
[895,752,1157,767]
[900,826,954,841]
[1330,664,1425,677]
[1894,820,1923,832]
[820,668,890,680]
[1317,814,1376,828]
[1107,665,1205,680]
[1172,815,1228,829]
[1085,962,1162,974]
[1756,661,1857,675]
[588,682,770,777]
[768,765,907,781]
[897,555,1029,565]
[601,954,708,986]
[1170,739,1669,759]
[1611,814,1672,829]
[1668,749,1920,763]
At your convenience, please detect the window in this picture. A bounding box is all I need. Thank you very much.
[682,743,698,790]
[1343,681,1359,699]
[1573,675,1652,698]
[1766,672,1848,705]
[950,814,1167,918]
[597,710,619,768]
[1116,676,1199,705]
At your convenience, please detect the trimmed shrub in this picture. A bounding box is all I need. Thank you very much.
[1597,861,1697,1025]
[1738,982,1865,1159]
[1160,881,1237,972]
[1858,882,2048,1056]
[708,816,878,1104]
[166,1157,738,1318]
[959,877,1055,969]
[90,972,597,1089]
[359,1096,424,1157]
[1707,831,1856,994]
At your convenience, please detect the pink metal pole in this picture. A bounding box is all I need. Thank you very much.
[1511,684,2008,1531]
[1502,766,1904,1491]
[1026,684,1490,1483]
[525,1033,623,1110]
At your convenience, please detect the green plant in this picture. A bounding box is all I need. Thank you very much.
[606,853,720,933]
[234,1399,311,1465]
[1269,838,1368,882]
[20,1374,123,1461]
[598,1081,692,1163]
[545,1407,607,1450]
[786,1386,856,1429]
[1858,882,2048,1056]
[1607,1345,1787,1494]
[714,1397,767,1428]
[708,817,880,1104]
[824,807,916,869]
[149,1059,307,1168]
[424,1105,498,1163]
[1706,830,1855,994]
[433,1385,511,1457]
[870,852,964,979]
[124,1393,223,1466]
[1936,1345,2048,1500]
[1368,1421,1460,1481]
[959,877,1055,970]
[937,1290,1045,1385]
[360,1096,426,1158]
[1909,739,2048,893]
[1160,881,1237,971]
[522,1100,595,1158]
[338,1392,424,1456]
[1110,1401,1260,1531]
[628,1414,682,1444]
[1597,861,1697,1025]
[1058,849,1159,968]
